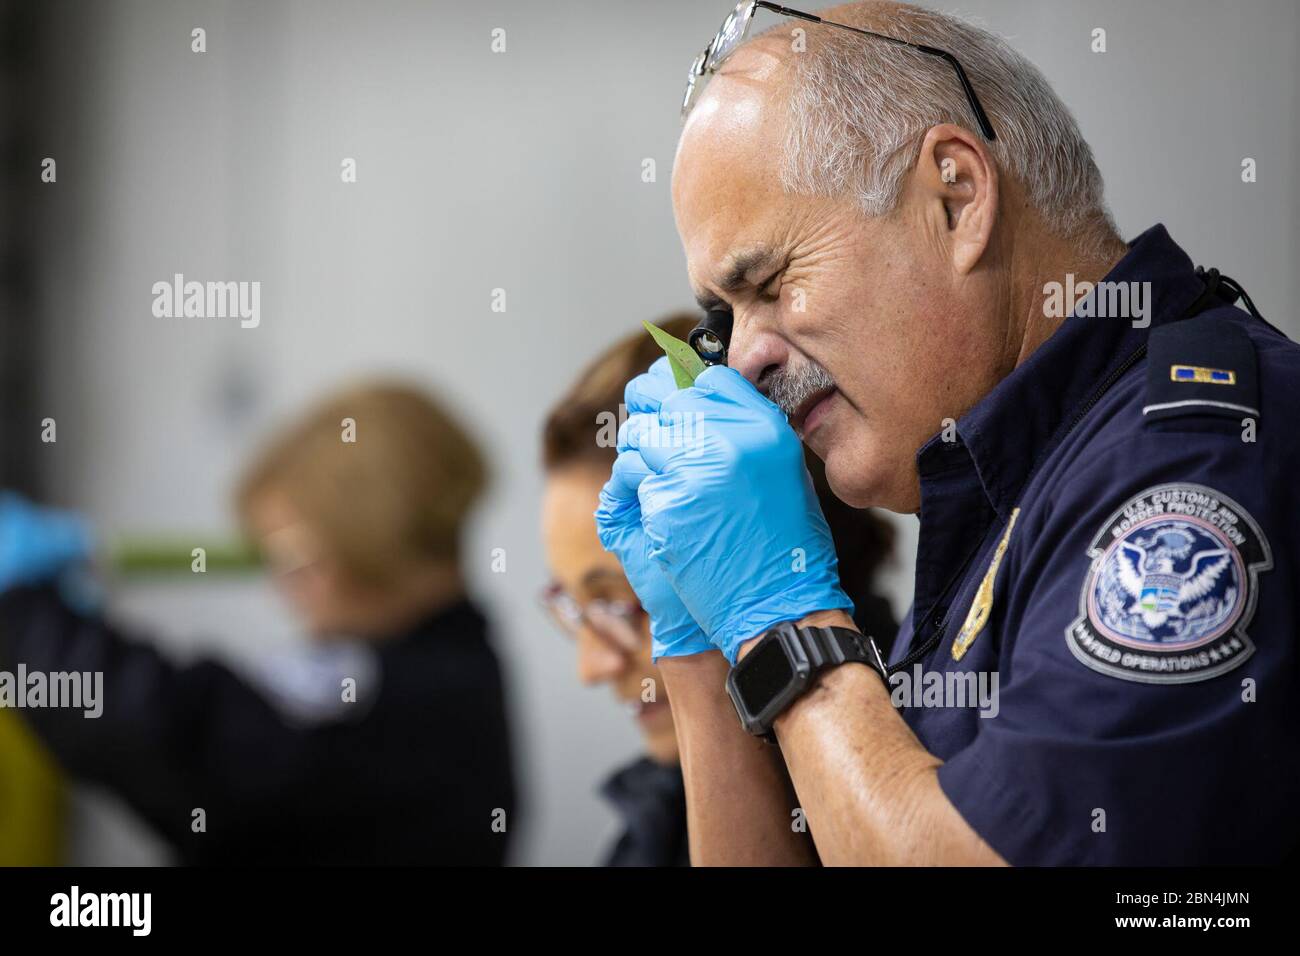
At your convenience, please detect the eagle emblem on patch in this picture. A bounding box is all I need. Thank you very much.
[1066,483,1271,684]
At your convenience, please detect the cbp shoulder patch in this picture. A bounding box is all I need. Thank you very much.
[1066,483,1272,684]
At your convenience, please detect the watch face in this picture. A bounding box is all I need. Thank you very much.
[734,635,795,711]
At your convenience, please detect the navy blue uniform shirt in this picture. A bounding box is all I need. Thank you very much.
[888,225,1299,865]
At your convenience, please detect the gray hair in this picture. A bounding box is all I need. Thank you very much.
[769,4,1118,246]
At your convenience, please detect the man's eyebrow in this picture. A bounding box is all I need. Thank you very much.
[693,246,780,311]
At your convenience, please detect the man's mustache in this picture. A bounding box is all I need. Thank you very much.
[763,361,837,419]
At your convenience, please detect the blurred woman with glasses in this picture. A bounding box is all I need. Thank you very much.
[540,315,896,866]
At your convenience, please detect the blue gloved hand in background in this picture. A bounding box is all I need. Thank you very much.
[618,364,851,664]
[595,357,712,660]
[0,492,94,594]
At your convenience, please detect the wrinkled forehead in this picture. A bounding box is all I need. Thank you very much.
[672,37,795,288]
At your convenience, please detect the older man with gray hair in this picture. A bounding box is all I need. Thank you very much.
[597,1,1300,865]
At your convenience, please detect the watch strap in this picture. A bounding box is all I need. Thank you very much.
[728,622,890,742]
[803,625,890,680]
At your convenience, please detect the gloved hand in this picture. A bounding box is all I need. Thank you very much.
[0,492,94,594]
[618,364,851,663]
[595,358,712,660]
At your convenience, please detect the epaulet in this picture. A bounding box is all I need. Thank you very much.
[1143,312,1259,424]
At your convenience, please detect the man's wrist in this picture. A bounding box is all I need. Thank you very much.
[772,657,894,738]
[735,608,858,662]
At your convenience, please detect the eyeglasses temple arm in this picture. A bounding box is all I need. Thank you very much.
[757,5,999,142]
[757,2,822,23]
[914,44,998,141]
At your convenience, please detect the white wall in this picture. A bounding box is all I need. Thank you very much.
[36,0,1298,864]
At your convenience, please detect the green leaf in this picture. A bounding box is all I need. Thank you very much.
[643,320,707,388]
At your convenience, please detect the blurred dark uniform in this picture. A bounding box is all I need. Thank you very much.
[600,585,894,867]
[600,757,688,867]
[811,450,899,659]
[0,587,516,865]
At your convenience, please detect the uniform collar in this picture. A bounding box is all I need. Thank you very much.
[415,596,483,635]
[933,224,1206,523]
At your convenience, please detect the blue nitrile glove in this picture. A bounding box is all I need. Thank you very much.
[595,357,712,660]
[0,492,95,594]
[620,364,852,664]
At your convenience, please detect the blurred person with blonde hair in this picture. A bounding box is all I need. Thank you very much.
[0,381,516,865]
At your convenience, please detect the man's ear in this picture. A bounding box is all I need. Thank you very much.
[914,123,998,275]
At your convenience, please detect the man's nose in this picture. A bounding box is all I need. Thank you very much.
[575,627,626,686]
[726,318,790,391]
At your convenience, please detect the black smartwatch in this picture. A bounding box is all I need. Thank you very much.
[726,622,889,742]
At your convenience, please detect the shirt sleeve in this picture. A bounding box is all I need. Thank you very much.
[936,426,1300,865]
[0,585,369,854]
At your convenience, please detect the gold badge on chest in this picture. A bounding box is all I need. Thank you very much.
[951,507,1020,662]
